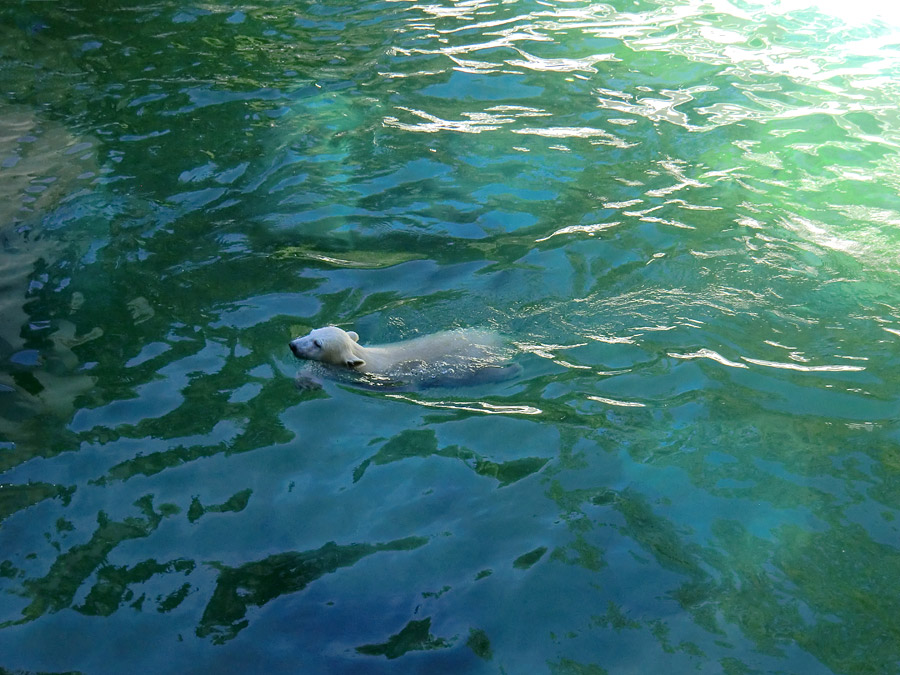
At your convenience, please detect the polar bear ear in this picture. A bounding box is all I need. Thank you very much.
[347,331,359,343]
[346,357,365,369]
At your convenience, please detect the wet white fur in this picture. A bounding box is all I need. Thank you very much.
[289,325,507,378]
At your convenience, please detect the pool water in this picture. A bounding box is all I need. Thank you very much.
[2,0,900,672]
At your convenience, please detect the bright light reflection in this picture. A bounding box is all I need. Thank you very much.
[760,0,900,25]
[386,394,543,415]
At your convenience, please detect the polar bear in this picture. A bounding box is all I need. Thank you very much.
[289,326,519,388]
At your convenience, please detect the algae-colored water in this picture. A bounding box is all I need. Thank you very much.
[2,1,900,673]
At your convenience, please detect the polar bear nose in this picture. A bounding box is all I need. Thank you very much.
[289,340,302,357]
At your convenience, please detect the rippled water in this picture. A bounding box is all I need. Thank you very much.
[2,0,900,672]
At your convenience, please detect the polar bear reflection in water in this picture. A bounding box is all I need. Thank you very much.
[289,326,521,390]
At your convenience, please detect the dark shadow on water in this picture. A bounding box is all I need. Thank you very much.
[352,428,549,487]
[187,488,252,524]
[196,536,429,644]
[7,495,179,626]
[355,617,450,659]
[0,482,74,522]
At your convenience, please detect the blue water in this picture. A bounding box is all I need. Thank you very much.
[2,0,900,673]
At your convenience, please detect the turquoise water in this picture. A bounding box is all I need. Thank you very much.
[2,0,900,672]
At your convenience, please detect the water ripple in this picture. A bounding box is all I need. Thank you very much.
[586,395,647,408]
[741,357,866,372]
[386,393,542,415]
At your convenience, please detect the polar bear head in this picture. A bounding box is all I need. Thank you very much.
[289,326,365,369]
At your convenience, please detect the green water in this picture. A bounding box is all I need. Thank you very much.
[2,0,900,672]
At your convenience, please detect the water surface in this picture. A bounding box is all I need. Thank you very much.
[2,0,900,673]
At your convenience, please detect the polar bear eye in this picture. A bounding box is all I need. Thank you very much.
[313,339,322,349]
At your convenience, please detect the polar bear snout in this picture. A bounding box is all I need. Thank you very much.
[289,337,310,359]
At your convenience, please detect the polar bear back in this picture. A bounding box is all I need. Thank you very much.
[356,328,505,374]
